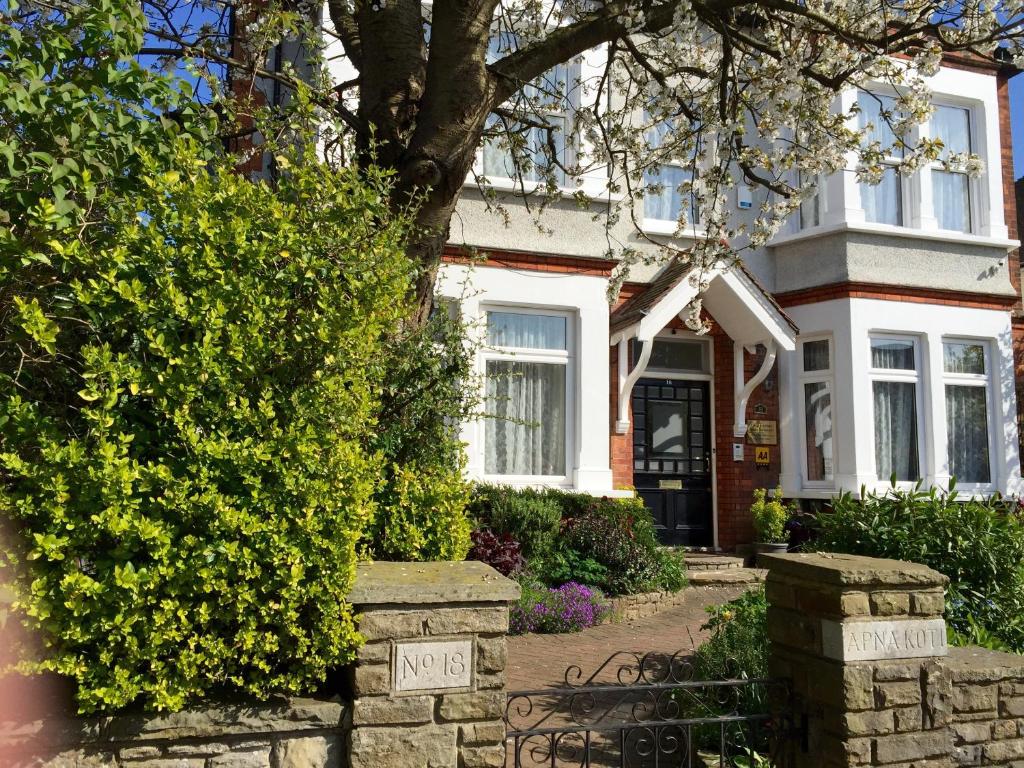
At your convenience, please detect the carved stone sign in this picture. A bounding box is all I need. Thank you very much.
[394,639,473,692]
[821,618,947,662]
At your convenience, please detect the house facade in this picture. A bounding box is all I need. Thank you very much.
[428,54,1024,552]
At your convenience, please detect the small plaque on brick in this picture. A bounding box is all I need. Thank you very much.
[394,639,473,691]
[821,618,947,662]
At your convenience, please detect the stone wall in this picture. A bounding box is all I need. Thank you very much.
[0,561,520,768]
[763,552,1024,768]
[0,697,347,768]
[947,647,1024,766]
[345,560,519,768]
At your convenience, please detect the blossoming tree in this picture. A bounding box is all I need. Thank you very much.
[138,0,1024,326]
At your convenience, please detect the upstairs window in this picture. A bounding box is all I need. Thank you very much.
[869,337,922,482]
[858,93,906,227]
[930,105,973,233]
[480,32,578,188]
[643,114,701,228]
[943,340,992,485]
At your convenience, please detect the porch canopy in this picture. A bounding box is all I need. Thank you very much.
[609,260,798,437]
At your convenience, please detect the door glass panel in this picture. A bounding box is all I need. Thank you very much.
[650,401,686,455]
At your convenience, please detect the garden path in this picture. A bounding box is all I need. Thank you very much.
[505,584,750,691]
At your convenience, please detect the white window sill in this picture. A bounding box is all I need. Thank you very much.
[769,221,1019,251]
[641,219,707,239]
[465,175,624,203]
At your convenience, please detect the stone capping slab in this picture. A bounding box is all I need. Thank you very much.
[761,552,948,588]
[0,696,347,748]
[348,561,520,605]
[945,645,1024,682]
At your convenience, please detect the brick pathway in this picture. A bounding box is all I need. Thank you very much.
[506,584,750,691]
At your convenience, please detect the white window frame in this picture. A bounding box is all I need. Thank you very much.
[856,91,914,228]
[797,171,826,232]
[798,335,836,489]
[927,101,981,235]
[867,333,926,486]
[474,30,582,192]
[640,110,709,236]
[941,337,996,492]
[480,304,575,485]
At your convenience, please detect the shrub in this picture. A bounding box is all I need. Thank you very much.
[510,581,609,635]
[467,529,525,576]
[469,484,686,595]
[542,547,610,588]
[562,512,662,595]
[483,491,562,559]
[362,305,474,562]
[750,487,788,544]
[693,588,769,681]
[811,486,1024,652]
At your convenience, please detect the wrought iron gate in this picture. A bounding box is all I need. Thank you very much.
[504,650,805,767]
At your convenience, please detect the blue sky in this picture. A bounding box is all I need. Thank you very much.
[1012,78,1024,179]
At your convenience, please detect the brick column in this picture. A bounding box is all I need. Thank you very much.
[763,553,952,768]
[346,561,520,768]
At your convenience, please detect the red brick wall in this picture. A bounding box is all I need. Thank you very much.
[607,312,780,551]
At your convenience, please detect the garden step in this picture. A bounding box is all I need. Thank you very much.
[686,568,766,586]
[682,553,746,571]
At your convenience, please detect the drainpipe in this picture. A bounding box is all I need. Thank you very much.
[734,339,777,438]
[615,338,653,434]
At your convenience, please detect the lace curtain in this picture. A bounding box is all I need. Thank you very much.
[485,361,566,476]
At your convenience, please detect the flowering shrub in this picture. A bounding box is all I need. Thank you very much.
[510,582,609,635]
[467,529,524,576]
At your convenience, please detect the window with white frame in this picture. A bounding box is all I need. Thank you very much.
[799,338,834,484]
[480,32,578,187]
[858,92,906,227]
[483,309,571,478]
[869,336,922,482]
[643,114,701,228]
[930,105,974,233]
[798,171,823,230]
[942,340,992,485]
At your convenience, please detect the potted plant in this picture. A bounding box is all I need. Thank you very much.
[751,486,789,555]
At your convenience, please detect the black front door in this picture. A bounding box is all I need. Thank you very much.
[632,378,713,546]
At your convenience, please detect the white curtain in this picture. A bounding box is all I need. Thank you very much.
[873,381,919,481]
[946,385,991,483]
[486,312,566,350]
[932,105,971,155]
[804,382,833,481]
[933,170,970,233]
[871,340,915,370]
[644,164,695,223]
[485,360,566,476]
[861,166,902,226]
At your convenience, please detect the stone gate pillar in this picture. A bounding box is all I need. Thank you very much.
[762,553,952,768]
[345,561,520,768]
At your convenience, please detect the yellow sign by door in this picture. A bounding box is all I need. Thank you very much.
[754,446,770,467]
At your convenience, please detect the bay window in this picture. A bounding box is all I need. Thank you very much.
[930,105,973,233]
[942,340,992,485]
[483,309,572,478]
[858,93,906,226]
[870,336,922,482]
[799,337,834,485]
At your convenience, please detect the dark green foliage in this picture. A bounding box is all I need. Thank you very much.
[467,529,525,576]
[361,308,473,561]
[489,494,562,559]
[470,485,686,596]
[693,589,768,681]
[811,486,1024,652]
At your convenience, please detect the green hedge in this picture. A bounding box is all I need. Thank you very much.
[810,486,1024,652]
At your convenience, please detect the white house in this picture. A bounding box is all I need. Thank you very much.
[312,34,1024,551]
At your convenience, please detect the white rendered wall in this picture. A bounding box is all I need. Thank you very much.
[436,262,615,493]
[780,298,1022,498]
